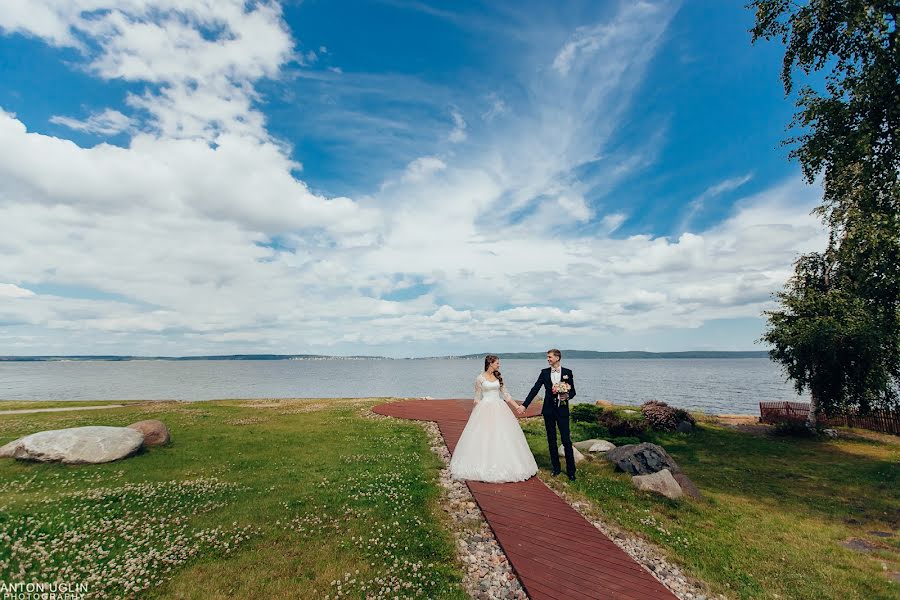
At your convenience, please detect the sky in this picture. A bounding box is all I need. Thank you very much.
[0,0,828,358]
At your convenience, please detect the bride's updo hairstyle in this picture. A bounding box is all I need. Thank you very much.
[484,354,503,388]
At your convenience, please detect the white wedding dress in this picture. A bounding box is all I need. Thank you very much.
[449,375,538,483]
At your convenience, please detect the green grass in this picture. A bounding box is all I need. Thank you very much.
[0,399,466,599]
[521,409,900,600]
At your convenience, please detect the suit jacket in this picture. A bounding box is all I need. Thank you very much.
[523,367,576,415]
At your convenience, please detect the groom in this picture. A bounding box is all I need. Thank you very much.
[518,349,577,481]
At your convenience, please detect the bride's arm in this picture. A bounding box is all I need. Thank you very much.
[474,376,483,404]
[501,384,518,410]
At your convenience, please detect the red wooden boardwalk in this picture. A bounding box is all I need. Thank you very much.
[373,399,677,600]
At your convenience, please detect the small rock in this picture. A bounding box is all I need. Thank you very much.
[588,440,616,453]
[558,445,585,463]
[595,399,613,407]
[673,473,702,500]
[822,428,838,438]
[869,530,894,538]
[632,468,683,500]
[842,538,880,552]
[676,420,693,433]
[127,419,171,446]
[573,439,602,451]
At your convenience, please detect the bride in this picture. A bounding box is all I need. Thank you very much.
[449,355,538,483]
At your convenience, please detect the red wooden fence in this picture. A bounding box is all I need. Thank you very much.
[759,401,900,435]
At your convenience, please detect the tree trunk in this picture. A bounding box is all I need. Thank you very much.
[807,390,818,430]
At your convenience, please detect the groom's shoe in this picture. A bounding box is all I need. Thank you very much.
[550,470,561,477]
[567,474,577,482]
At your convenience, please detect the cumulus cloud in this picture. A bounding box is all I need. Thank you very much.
[0,0,827,356]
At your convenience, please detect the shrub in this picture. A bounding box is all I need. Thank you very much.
[571,403,603,423]
[596,411,647,437]
[641,400,694,432]
[772,421,819,437]
[674,407,696,426]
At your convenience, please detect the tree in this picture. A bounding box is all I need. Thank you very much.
[750,1,900,426]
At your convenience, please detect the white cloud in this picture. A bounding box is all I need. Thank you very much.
[0,1,828,357]
[50,108,134,136]
[678,172,754,233]
[401,156,447,183]
[0,283,34,298]
[448,108,467,143]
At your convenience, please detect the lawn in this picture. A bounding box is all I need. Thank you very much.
[521,408,900,600]
[2,398,897,599]
[0,399,467,599]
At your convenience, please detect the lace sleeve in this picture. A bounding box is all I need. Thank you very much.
[474,375,483,404]
[501,383,512,403]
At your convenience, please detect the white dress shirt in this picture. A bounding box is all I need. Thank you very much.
[550,364,562,385]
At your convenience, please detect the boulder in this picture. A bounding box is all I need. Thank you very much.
[558,445,585,463]
[672,473,702,500]
[676,420,694,433]
[604,442,681,476]
[0,426,144,464]
[573,439,602,451]
[632,468,683,500]
[588,440,616,453]
[127,419,170,446]
[595,400,613,407]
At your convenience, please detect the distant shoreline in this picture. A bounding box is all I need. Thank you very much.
[0,351,770,362]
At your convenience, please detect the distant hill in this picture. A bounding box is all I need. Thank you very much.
[0,350,770,362]
[0,354,387,362]
[440,350,769,359]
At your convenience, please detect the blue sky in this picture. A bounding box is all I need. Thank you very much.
[0,1,826,357]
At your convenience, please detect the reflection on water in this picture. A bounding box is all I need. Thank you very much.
[0,358,807,415]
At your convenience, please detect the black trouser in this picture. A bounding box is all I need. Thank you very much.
[544,411,575,476]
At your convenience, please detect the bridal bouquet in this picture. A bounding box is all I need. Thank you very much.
[554,381,571,404]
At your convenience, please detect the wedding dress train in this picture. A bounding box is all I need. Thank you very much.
[449,375,538,483]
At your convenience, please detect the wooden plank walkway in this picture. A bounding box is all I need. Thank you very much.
[373,399,677,600]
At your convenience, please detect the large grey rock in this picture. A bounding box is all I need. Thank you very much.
[0,426,144,464]
[127,419,170,446]
[632,468,683,500]
[558,445,585,463]
[604,442,681,476]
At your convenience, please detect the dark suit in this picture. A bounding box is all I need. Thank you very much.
[523,367,577,476]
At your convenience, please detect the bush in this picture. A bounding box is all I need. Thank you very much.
[772,421,819,437]
[571,403,603,423]
[640,400,695,432]
[674,408,696,426]
[596,411,647,437]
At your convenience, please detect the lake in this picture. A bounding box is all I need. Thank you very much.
[0,358,807,415]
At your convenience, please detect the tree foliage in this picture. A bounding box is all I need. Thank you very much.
[750,0,900,417]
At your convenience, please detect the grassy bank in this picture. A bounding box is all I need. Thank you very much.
[0,399,466,599]
[521,407,900,600]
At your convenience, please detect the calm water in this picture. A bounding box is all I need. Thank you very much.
[0,358,807,415]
